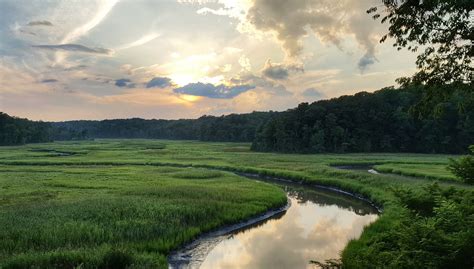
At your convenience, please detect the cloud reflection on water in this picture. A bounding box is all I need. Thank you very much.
[199,195,378,269]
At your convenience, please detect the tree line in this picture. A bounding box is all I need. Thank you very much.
[0,112,51,146]
[1,83,472,154]
[252,83,473,154]
[51,112,275,142]
[0,111,275,145]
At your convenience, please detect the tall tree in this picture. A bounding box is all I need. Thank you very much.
[368,0,473,85]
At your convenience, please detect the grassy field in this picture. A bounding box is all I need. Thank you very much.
[0,163,286,268]
[374,163,458,182]
[0,139,472,268]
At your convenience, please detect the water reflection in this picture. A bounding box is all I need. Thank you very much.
[169,179,378,269]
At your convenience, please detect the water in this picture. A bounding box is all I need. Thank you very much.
[169,177,379,269]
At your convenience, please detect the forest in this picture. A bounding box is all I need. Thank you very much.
[0,112,51,146]
[252,83,474,153]
[1,84,472,154]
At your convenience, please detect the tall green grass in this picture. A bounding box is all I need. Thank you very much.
[0,165,286,268]
[0,139,472,268]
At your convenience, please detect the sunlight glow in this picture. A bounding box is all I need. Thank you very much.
[178,94,202,102]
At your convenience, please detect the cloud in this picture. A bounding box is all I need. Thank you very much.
[173,82,255,99]
[116,33,160,51]
[64,65,88,71]
[61,0,119,44]
[33,44,113,55]
[261,59,303,80]
[115,78,135,88]
[239,55,252,71]
[302,87,325,99]
[246,0,380,69]
[146,77,173,88]
[231,73,292,96]
[0,63,52,94]
[41,79,58,83]
[197,7,231,16]
[195,1,247,19]
[358,52,377,72]
[27,20,53,26]
[262,60,289,80]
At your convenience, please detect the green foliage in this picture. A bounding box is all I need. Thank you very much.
[0,157,286,268]
[171,169,224,179]
[343,184,474,269]
[51,111,275,142]
[375,163,458,182]
[99,249,133,269]
[369,0,473,85]
[309,258,342,269]
[253,85,474,153]
[0,112,51,146]
[448,145,474,184]
[0,140,472,268]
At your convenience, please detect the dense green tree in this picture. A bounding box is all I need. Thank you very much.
[368,0,473,85]
[0,112,51,146]
[252,85,474,154]
[51,112,275,143]
[448,145,474,184]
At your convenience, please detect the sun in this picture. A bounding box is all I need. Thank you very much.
[169,74,194,87]
[178,94,202,102]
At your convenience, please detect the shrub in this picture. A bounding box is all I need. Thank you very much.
[448,145,474,184]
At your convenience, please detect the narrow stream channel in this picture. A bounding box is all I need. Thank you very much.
[168,174,379,269]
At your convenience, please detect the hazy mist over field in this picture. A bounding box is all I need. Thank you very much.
[0,0,418,121]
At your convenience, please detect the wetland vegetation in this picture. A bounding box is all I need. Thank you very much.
[0,140,472,268]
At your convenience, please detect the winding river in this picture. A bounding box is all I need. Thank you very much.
[168,173,379,269]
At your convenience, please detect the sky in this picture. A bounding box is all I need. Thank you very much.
[0,0,418,121]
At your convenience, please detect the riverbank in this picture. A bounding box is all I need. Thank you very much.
[168,172,380,268]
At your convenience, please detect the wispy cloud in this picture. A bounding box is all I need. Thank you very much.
[116,33,160,51]
[27,20,53,27]
[33,44,113,55]
[61,0,119,44]
[40,79,58,83]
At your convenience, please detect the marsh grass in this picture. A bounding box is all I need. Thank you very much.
[0,164,286,268]
[374,163,458,182]
[0,140,472,268]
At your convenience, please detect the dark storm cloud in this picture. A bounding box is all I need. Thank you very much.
[173,82,255,99]
[146,77,172,88]
[33,44,113,55]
